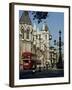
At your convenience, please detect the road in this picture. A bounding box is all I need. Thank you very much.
[19,69,64,79]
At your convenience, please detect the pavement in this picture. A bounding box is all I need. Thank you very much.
[19,69,64,79]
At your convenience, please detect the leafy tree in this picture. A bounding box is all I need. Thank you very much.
[32,11,48,24]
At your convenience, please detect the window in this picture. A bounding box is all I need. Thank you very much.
[24,60,28,63]
[39,34,41,40]
[31,31,33,40]
[21,26,24,39]
[26,29,29,39]
[45,34,47,39]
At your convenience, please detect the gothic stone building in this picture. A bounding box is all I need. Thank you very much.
[19,11,50,70]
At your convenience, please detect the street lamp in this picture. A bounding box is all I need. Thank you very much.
[54,30,64,69]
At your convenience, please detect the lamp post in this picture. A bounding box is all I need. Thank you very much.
[54,30,64,69]
[57,30,63,69]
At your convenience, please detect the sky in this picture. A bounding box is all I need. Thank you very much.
[19,10,64,51]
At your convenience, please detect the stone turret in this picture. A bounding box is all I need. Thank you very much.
[19,11,32,25]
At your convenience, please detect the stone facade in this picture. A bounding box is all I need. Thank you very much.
[19,11,50,69]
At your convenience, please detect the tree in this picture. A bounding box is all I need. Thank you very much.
[32,11,48,24]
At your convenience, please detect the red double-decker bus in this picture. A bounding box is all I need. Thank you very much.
[22,52,36,70]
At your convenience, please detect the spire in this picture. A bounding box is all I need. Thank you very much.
[19,11,32,25]
[33,23,36,30]
[45,24,48,32]
[43,24,45,30]
[42,22,49,32]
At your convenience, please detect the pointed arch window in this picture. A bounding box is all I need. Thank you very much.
[26,28,29,39]
[45,34,47,39]
[21,26,24,39]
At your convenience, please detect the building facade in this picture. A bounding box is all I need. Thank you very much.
[19,11,50,70]
[49,46,58,68]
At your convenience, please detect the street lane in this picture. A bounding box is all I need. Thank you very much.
[19,69,64,79]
